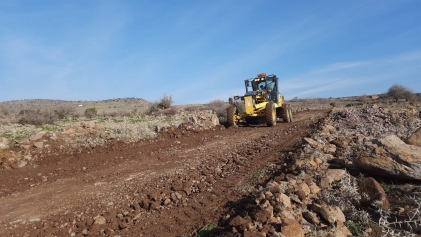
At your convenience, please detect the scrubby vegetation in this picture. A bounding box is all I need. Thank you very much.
[0,98,151,121]
[386,84,415,102]
[206,100,229,123]
[157,94,173,109]
[84,107,98,119]
[16,109,59,125]
[146,94,174,115]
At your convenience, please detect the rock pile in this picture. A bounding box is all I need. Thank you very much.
[215,107,421,236]
[330,107,420,139]
[188,112,220,128]
[217,173,354,236]
[0,131,50,169]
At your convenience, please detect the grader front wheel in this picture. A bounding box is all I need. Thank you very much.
[265,101,277,127]
[227,106,237,127]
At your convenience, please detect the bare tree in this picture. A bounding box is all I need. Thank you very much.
[54,104,76,119]
[386,84,414,102]
[16,109,59,125]
[158,94,173,109]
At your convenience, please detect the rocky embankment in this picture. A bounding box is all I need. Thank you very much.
[214,106,421,237]
[0,110,219,170]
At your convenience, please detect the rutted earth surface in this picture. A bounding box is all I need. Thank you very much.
[0,110,327,237]
[2,106,421,237]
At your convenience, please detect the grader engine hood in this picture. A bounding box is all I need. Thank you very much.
[242,91,268,115]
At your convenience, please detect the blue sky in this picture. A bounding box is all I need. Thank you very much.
[1,1,420,104]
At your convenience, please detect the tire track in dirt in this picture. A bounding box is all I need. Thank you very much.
[0,110,329,236]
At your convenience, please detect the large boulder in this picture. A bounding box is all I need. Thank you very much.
[188,111,220,127]
[408,127,421,147]
[358,177,389,210]
[311,204,346,225]
[353,135,421,180]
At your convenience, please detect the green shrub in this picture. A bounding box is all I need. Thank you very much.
[194,223,214,237]
[84,107,97,119]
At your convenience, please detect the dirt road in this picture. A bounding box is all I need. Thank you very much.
[0,110,328,237]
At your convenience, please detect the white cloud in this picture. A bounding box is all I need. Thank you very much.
[312,61,372,74]
[283,50,421,99]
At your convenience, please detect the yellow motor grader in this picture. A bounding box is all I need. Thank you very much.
[227,73,293,127]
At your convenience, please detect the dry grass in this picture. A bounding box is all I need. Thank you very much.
[0,98,151,118]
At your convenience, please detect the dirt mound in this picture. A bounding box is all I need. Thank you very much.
[157,122,225,139]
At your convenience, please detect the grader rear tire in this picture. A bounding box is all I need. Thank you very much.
[288,108,293,122]
[283,108,289,122]
[283,105,291,123]
[265,101,276,127]
[227,106,237,127]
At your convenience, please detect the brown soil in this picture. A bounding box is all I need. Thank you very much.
[0,110,329,237]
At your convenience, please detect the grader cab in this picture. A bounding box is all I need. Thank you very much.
[227,73,293,127]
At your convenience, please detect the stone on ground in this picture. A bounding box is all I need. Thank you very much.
[281,218,304,237]
[408,127,421,147]
[358,177,390,210]
[353,135,421,180]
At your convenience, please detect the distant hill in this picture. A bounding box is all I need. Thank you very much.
[0,98,152,116]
